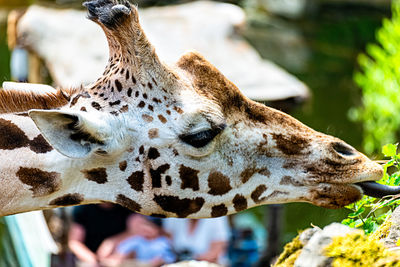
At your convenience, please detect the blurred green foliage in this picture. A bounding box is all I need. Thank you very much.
[350,0,400,154]
[342,144,400,234]
[0,18,10,85]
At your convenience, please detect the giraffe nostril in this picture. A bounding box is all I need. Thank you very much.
[332,142,356,157]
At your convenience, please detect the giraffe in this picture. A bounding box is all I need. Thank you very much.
[0,0,387,218]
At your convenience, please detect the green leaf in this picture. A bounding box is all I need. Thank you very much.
[363,219,379,234]
[382,143,398,157]
[354,219,364,228]
[342,142,400,235]
[341,218,353,226]
[348,207,366,218]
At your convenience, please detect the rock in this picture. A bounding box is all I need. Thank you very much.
[10,1,309,103]
[294,223,357,267]
[275,220,400,267]
[298,227,319,244]
[383,206,400,248]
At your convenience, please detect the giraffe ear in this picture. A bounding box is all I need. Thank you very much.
[28,109,112,158]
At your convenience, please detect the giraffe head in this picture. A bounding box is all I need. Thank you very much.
[18,0,383,217]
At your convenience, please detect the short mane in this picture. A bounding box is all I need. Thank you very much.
[0,87,80,113]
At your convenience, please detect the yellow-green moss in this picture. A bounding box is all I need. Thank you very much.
[325,231,400,267]
[375,255,400,267]
[274,220,400,267]
[371,219,393,242]
[274,235,303,267]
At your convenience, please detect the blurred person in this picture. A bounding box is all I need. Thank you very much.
[68,203,135,266]
[163,217,230,264]
[228,228,259,267]
[107,214,175,267]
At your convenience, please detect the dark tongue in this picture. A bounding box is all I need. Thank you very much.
[356,181,400,198]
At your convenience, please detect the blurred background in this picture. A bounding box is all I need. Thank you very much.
[0,0,395,266]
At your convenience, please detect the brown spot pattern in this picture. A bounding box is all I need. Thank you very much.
[0,118,30,150]
[251,185,268,203]
[127,171,144,192]
[304,163,356,182]
[115,79,123,92]
[258,134,268,148]
[148,147,160,159]
[120,105,129,113]
[148,128,159,139]
[280,176,304,186]
[127,88,133,97]
[81,168,108,184]
[139,146,144,154]
[166,175,172,186]
[109,100,121,106]
[208,171,232,195]
[153,195,205,218]
[91,101,101,110]
[17,167,61,197]
[119,161,127,171]
[152,97,161,104]
[142,114,153,122]
[49,193,84,206]
[308,185,361,209]
[158,115,167,123]
[173,106,184,114]
[211,204,228,217]
[0,122,53,153]
[283,161,296,169]
[240,166,270,184]
[116,194,142,212]
[272,133,310,155]
[150,164,170,188]
[233,194,247,212]
[179,165,199,191]
[29,135,53,154]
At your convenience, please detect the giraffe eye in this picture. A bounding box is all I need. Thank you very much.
[179,124,225,148]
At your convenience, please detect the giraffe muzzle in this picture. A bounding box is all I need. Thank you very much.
[356,181,400,198]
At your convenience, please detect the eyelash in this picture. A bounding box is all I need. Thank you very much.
[179,125,225,148]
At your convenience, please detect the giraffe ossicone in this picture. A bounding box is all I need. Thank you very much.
[0,0,387,218]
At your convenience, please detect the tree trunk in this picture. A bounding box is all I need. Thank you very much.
[256,204,284,267]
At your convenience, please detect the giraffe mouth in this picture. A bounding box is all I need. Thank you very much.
[355,181,400,198]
